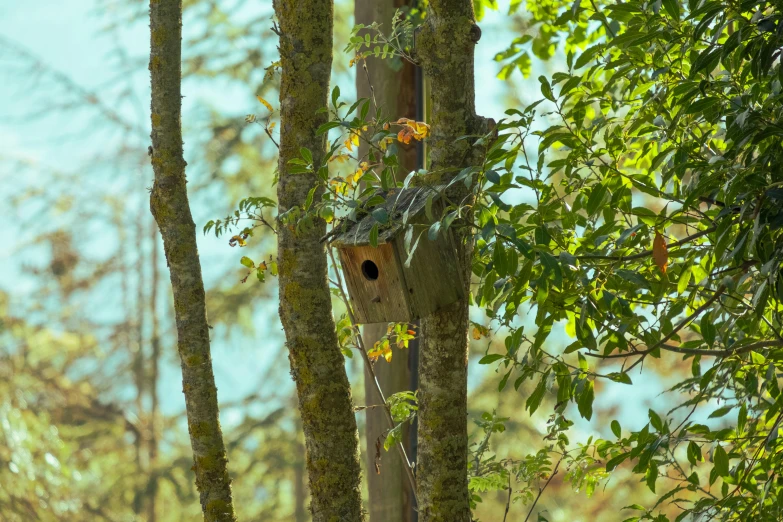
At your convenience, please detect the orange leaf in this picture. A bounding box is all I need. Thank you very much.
[653,231,668,274]
[397,127,413,144]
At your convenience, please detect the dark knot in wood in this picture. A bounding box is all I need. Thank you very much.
[470,24,482,43]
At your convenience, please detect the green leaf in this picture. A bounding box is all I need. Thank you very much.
[299,147,313,165]
[615,269,650,289]
[687,441,702,466]
[575,44,603,69]
[648,409,663,432]
[709,406,733,419]
[606,452,630,471]
[662,0,679,19]
[498,370,512,392]
[700,313,716,347]
[713,444,729,477]
[369,223,379,248]
[526,372,549,415]
[611,420,622,438]
[586,183,608,217]
[372,208,389,224]
[646,461,658,493]
[539,75,555,101]
[578,351,588,371]
[539,251,563,288]
[607,372,633,385]
[384,423,403,451]
[305,186,316,210]
[578,380,594,420]
[240,256,254,268]
[677,266,692,294]
[479,354,504,364]
[428,221,441,241]
[331,85,340,108]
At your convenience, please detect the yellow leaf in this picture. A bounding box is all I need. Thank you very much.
[412,121,430,139]
[267,121,276,130]
[344,133,360,152]
[472,327,482,340]
[653,231,669,274]
[256,95,273,112]
[229,235,247,247]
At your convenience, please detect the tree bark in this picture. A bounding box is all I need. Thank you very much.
[148,1,237,521]
[133,207,147,516]
[293,414,308,522]
[148,222,161,522]
[355,2,419,521]
[273,1,365,521]
[415,2,488,521]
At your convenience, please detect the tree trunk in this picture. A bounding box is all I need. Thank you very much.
[133,207,147,516]
[294,414,308,522]
[273,1,364,521]
[148,222,161,522]
[148,1,237,521]
[355,2,419,521]
[415,2,488,521]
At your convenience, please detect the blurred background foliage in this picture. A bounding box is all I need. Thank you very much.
[0,0,664,520]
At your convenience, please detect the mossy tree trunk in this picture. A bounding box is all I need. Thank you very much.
[148,1,237,521]
[273,1,364,521]
[415,1,488,521]
[355,2,419,521]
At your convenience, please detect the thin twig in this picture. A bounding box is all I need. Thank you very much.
[587,286,728,360]
[577,225,717,262]
[502,471,513,522]
[362,60,378,112]
[263,125,279,149]
[524,457,562,522]
[327,246,419,505]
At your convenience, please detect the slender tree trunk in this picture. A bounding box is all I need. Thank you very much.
[415,2,488,521]
[147,223,161,522]
[133,206,147,516]
[148,2,237,521]
[355,2,418,521]
[273,1,364,521]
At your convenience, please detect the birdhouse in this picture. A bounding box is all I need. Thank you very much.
[331,185,465,324]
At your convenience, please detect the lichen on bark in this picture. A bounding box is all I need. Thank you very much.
[272,1,364,521]
[414,1,490,521]
[148,1,237,521]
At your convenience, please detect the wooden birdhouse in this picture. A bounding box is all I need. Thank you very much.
[332,185,465,324]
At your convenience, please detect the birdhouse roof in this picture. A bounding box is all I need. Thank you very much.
[330,184,445,248]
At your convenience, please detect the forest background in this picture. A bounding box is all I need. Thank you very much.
[0,0,698,520]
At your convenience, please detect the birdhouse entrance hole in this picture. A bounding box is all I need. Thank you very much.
[361,260,379,281]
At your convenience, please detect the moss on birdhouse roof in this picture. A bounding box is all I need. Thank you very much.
[330,184,445,248]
